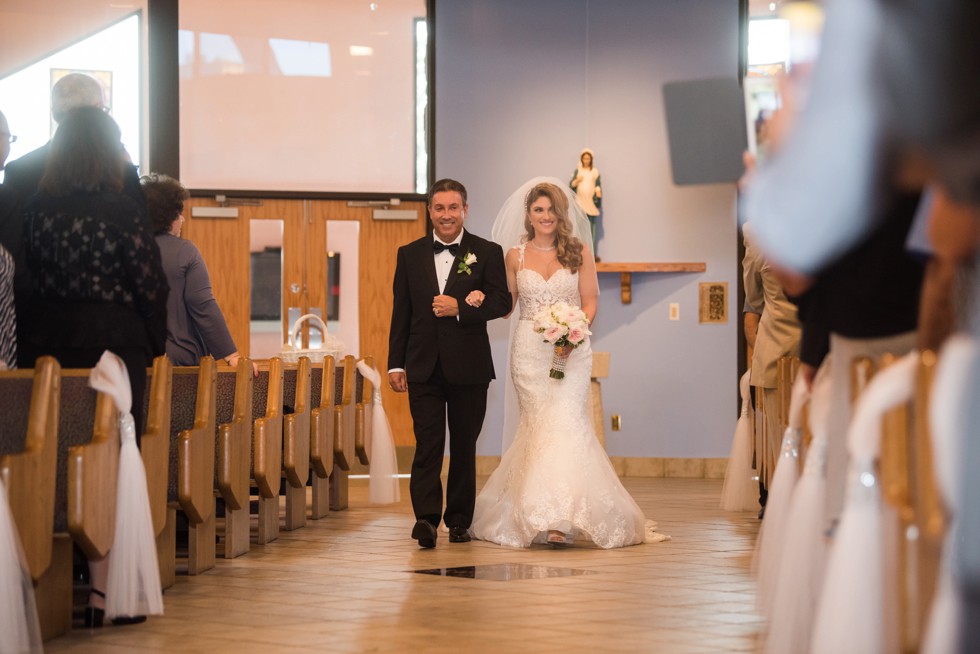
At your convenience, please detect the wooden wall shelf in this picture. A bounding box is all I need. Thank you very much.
[595,262,706,304]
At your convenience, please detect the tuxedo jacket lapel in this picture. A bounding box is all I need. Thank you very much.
[421,238,440,294]
[442,230,470,296]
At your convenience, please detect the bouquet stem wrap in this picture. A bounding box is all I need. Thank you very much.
[550,346,571,380]
[533,301,591,381]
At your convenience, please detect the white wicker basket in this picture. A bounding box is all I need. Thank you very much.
[279,313,344,363]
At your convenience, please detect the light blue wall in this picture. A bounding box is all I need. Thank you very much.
[435,0,740,458]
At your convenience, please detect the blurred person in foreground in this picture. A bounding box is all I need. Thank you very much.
[741,0,980,650]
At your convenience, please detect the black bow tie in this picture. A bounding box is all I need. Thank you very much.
[433,241,459,256]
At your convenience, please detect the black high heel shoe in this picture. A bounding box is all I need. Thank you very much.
[85,589,147,627]
[83,590,106,628]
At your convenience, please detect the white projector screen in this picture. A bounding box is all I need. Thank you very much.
[178,0,426,193]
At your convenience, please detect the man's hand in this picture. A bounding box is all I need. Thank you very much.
[389,371,407,393]
[432,295,459,318]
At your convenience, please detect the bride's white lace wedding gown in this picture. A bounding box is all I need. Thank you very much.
[471,246,668,548]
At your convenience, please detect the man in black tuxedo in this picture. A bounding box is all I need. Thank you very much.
[388,179,510,548]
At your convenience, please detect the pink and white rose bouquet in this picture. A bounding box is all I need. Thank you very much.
[532,302,592,379]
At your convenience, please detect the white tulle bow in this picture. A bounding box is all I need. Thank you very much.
[355,360,400,505]
[811,352,918,654]
[755,373,810,617]
[922,336,977,654]
[720,370,758,512]
[764,362,832,653]
[0,477,43,653]
[88,351,163,618]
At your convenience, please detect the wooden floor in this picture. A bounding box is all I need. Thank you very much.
[46,477,763,653]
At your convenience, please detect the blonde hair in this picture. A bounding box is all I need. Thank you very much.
[523,182,583,272]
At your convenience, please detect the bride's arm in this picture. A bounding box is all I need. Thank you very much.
[578,243,598,324]
[504,247,520,318]
[463,247,519,316]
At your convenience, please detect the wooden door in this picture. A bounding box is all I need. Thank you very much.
[184,196,426,446]
[182,198,307,357]
[307,200,425,446]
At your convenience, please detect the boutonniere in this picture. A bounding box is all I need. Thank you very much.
[457,251,477,275]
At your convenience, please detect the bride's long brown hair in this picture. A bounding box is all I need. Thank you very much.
[523,182,584,272]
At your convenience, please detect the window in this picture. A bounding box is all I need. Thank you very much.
[178,0,427,194]
[0,13,142,181]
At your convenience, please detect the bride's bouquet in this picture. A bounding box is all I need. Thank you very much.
[532,302,592,380]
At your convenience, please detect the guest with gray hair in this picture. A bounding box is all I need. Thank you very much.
[4,73,111,203]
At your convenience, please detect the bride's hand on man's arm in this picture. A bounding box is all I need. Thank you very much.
[465,290,485,307]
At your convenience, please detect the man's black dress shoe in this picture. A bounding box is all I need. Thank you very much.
[412,520,437,548]
[448,526,471,543]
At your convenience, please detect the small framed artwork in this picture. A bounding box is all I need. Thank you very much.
[699,282,728,324]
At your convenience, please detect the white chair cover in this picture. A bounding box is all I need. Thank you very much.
[764,362,832,652]
[0,477,43,653]
[355,360,400,505]
[922,335,977,653]
[720,370,759,511]
[88,351,164,618]
[754,373,810,617]
[811,352,918,654]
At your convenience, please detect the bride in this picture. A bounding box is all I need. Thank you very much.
[467,178,667,548]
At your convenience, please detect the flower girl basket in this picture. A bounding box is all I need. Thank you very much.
[280,313,344,363]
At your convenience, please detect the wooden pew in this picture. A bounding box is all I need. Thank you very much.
[142,357,174,586]
[330,356,356,510]
[0,358,69,640]
[252,357,283,544]
[215,358,253,559]
[309,356,336,519]
[354,355,374,468]
[67,386,120,563]
[2,357,173,637]
[4,367,121,637]
[775,355,800,434]
[912,351,945,640]
[283,356,311,530]
[158,358,217,576]
[878,351,947,652]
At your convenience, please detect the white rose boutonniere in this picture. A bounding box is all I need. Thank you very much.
[457,251,477,275]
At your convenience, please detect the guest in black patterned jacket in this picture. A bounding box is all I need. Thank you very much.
[20,106,168,439]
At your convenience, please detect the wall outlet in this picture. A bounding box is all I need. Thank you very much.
[611,415,622,431]
[669,303,680,321]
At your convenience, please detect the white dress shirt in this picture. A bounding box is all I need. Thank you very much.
[434,232,463,294]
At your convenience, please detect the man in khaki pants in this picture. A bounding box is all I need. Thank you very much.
[743,225,801,518]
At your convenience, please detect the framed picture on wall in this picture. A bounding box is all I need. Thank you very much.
[698,282,728,324]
